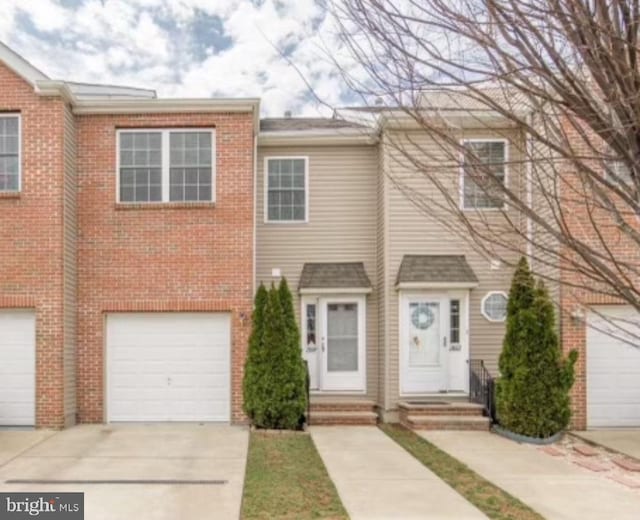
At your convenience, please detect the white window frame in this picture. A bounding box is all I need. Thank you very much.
[263,156,309,224]
[0,113,21,193]
[459,138,509,211]
[481,291,508,322]
[116,128,216,204]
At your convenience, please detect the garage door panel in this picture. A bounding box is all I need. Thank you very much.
[587,306,640,428]
[0,310,35,426]
[107,313,230,422]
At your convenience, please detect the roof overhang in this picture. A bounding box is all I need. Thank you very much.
[72,98,262,134]
[0,41,49,88]
[395,255,479,289]
[259,128,378,146]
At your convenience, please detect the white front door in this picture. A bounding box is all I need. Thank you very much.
[302,296,366,392]
[400,292,469,394]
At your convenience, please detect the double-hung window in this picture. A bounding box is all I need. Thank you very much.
[265,157,308,222]
[118,129,215,203]
[461,140,507,209]
[0,114,20,192]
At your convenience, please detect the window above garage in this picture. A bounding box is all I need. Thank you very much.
[117,128,216,204]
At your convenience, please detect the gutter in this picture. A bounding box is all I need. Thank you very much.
[258,128,378,146]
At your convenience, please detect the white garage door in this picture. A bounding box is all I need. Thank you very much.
[587,305,640,428]
[107,313,231,422]
[0,310,36,426]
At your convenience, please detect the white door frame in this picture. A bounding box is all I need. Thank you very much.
[301,295,367,393]
[399,290,470,395]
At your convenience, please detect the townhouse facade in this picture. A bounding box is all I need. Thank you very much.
[0,43,637,430]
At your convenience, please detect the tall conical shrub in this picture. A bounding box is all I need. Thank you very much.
[244,280,307,429]
[242,283,268,421]
[497,258,578,437]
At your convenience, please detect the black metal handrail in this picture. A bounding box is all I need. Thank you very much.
[469,359,497,423]
[303,360,310,427]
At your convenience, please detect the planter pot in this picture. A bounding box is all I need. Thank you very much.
[492,424,564,445]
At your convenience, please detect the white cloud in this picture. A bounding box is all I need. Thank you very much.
[0,0,359,116]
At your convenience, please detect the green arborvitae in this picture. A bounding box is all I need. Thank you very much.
[248,281,307,429]
[242,283,269,422]
[278,277,308,426]
[498,257,536,382]
[497,258,578,437]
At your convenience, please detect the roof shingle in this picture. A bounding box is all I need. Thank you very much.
[299,262,372,290]
[396,255,478,285]
[260,117,365,132]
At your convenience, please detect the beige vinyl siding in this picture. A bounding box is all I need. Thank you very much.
[381,128,525,411]
[256,144,379,400]
[377,136,390,411]
[62,104,77,426]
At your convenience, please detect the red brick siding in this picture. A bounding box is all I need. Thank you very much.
[559,117,640,429]
[75,112,254,423]
[0,63,69,428]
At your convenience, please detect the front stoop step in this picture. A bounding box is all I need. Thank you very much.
[403,415,490,431]
[398,401,485,416]
[398,401,489,431]
[308,399,378,425]
[308,411,378,426]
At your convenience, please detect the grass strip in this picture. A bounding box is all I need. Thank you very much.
[241,431,348,520]
[380,424,544,520]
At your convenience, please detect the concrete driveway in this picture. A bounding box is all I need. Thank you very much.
[575,430,640,459]
[422,431,640,520]
[0,424,248,520]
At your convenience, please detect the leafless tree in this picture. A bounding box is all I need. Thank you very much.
[327,0,640,333]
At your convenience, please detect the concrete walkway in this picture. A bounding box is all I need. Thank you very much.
[0,424,248,520]
[574,429,640,459]
[311,426,486,519]
[421,431,640,520]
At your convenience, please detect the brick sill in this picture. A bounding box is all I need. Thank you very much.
[0,192,20,199]
[115,202,216,210]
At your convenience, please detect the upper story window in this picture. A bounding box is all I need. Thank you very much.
[462,140,507,210]
[118,129,215,203]
[0,114,20,192]
[265,157,308,222]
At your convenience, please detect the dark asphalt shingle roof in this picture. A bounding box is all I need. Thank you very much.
[260,117,365,132]
[299,262,372,290]
[396,255,478,285]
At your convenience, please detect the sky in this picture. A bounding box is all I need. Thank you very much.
[0,0,362,116]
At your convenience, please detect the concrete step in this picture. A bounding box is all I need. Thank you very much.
[403,414,491,431]
[309,399,376,413]
[398,401,485,416]
[308,411,378,426]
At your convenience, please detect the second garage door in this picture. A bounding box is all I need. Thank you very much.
[587,305,640,428]
[0,310,35,426]
[107,313,231,422]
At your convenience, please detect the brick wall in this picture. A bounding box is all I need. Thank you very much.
[558,117,640,429]
[75,112,254,423]
[0,63,70,428]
